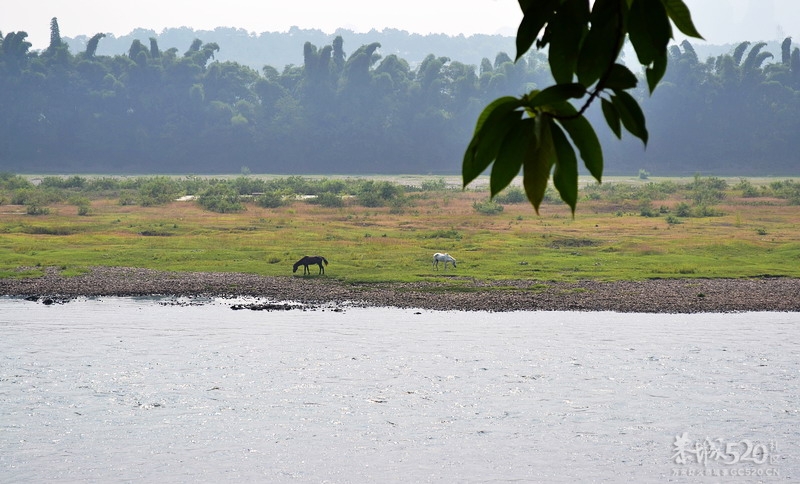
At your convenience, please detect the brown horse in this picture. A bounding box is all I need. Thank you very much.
[293,255,328,275]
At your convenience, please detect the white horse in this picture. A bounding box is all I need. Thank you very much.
[433,252,457,270]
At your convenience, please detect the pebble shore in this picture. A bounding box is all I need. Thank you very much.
[2,266,799,313]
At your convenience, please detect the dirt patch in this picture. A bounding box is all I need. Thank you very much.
[547,237,600,249]
[2,266,799,313]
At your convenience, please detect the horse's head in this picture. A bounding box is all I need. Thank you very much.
[292,262,299,273]
[451,259,457,267]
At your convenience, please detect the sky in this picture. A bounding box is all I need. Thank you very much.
[3,0,800,51]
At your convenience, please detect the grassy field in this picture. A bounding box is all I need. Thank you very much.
[1,175,798,284]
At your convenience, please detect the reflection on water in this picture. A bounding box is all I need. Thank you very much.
[0,297,797,482]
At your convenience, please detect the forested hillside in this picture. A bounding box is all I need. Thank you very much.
[1,19,799,175]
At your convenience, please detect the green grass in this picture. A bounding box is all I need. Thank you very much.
[1,176,799,284]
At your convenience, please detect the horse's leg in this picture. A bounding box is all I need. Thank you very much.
[319,262,324,275]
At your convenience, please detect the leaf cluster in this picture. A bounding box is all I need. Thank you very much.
[464,0,702,214]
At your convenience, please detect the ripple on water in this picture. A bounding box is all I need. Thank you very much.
[0,297,797,482]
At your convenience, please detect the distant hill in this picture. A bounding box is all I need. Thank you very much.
[65,27,518,71]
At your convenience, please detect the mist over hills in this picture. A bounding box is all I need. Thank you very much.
[65,26,760,76]
[0,24,798,176]
[65,27,517,73]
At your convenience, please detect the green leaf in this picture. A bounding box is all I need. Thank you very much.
[490,118,536,197]
[471,96,521,135]
[661,0,703,39]
[545,99,578,117]
[611,90,648,145]
[628,0,671,66]
[554,114,603,182]
[463,96,523,186]
[576,0,623,87]
[550,120,579,214]
[515,0,559,61]
[601,98,622,139]
[523,116,555,213]
[645,50,668,93]
[603,63,638,90]
[548,0,589,84]
[528,83,586,108]
[464,109,523,187]
[517,0,533,10]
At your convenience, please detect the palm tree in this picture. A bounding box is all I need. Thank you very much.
[1,31,32,73]
[84,33,106,59]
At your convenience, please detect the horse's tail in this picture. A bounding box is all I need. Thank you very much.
[322,257,328,266]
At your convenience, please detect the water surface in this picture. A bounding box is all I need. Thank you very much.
[1,297,797,482]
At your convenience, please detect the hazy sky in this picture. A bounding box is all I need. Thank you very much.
[3,0,800,50]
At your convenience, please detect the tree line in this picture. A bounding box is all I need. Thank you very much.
[64,26,517,74]
[0,18,798,176]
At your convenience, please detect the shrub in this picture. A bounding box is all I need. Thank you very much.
[690,175,727,205]
[255,192,284,208]
[420,178,447,191]
[495,186,527,204]
[769,180,800,204]
[319,179,347,194]
[693,205,723,217]
[181,176,209,196]
[357,191,382,207]
[734,178,760,197]
[675,202,692,217]
[473,199,504,215]
[119,193,137,206]
[11,188,34,205]
[639,199,658,217]
[308,192,343,208]
[69,195,90,206]
[232,176,269,195]
[68,195,91,216]
[0,173,33,190]
[41,175,87,189]
[26,204,49,215]
[138,177,180,206]
[640,181,679,200]
[742,185,760,198]
[356,180,403,207]
[197,184,244,213]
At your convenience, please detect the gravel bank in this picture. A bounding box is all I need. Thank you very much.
[2,266,799,312]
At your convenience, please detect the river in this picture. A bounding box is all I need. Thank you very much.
[1,297,797,482]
